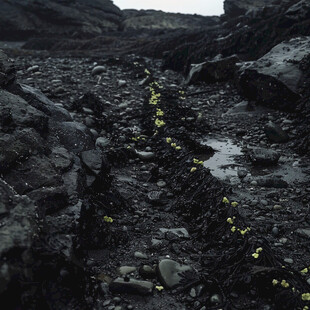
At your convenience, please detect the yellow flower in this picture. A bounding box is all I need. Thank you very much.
[171,143,177,148]
[238,227,251,235]
[302,293,310,301]
[144,69,151,75]
[155,119,165,128]
[175,146,181,150]
[193,158,199,164]
[155,286,164,291]
[272,279,278,286]
[301,268,309,274]
[166,137,172,143]
[156,109,164,116]
[303,306,309,310]
[281,280,289,288]
[231,226,236,232]
[104,216,113,223]
[127,146,131,149]
[231,201,238,207]
[252,253,259,259]
[227,218,234,224]
[222,197,229,204]
[292,287,296,292]
[190,167,197,173]
[256,247,263,253]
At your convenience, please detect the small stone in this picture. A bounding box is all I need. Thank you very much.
[272,227,279,236]
[136,151,155,160]
[117,266,137,276]
[118,80,127,87]
[157,259,194,289]
[96,137,110,149]
[190,288,196,298]
[109,278,153,295]
[157,181,166,188]
[139,265,156,279]
[92,66,106,75]
[134,251,148,259]
[284,258,294,264]
[251,180,258,186]
[159,228,190,239]
[210,294,221,304]
[295,228,310,239]
[273,205,282,210]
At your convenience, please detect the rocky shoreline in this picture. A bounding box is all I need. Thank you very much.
[1,1,310,309]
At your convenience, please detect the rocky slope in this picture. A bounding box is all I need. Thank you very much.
[1,0,310,309]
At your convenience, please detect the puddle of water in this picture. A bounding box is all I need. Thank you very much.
[201,138,243,180]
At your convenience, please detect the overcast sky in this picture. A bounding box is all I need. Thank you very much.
[113,0,224,16]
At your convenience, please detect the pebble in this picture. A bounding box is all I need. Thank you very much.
[109,278,153,295]
[157,180,166,188]
[118,80,127,87]
[92,65,106,75]
[273,204,282,210]
[96,137,110,149]
[134,251,148,259]
[117,266,137,275]
[272,227,279,236]
[251,180,258,186]
[210,294,221,304]
[284,258,294,264]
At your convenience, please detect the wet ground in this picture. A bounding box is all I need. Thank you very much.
[2,44,310,309]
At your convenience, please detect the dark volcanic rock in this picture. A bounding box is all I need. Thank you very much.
[109,277,154,295]
[223,0,293,18]
[186,55,239,84]
[248,148,280,166]
[0,179,39,294]
[237,37,310,111]
[264,121,289,143]
[0,0,123,40]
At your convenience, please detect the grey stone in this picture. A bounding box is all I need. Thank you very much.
[159,228,190,239]
[80,149,102,175]
[295,228,310,239]
[264,122,289,143]
[257,177,288,188]
[109,277,153,295]
[157,259,194,289]
[96,137,110,149]
[134,251,148,259]
[248,148,280,166]
[136,150,155,160]
[92,66,106,75]
[117,266,137,276]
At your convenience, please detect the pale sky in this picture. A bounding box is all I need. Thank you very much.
[113,0,224,16]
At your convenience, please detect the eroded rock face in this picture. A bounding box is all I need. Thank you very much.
[237,37,310,111]
[0,0,123,39]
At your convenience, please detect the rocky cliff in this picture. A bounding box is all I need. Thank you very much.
[0,0,123,39]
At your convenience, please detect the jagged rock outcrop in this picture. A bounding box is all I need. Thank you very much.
[237,37,310,111]
[223,0,296,18]
[0,0,123,40]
